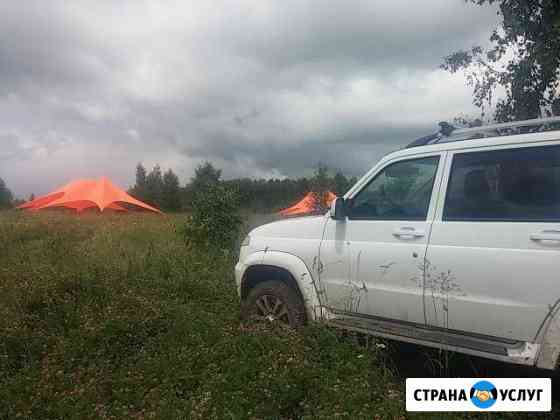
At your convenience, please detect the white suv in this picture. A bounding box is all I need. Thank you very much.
[235,117,560,370]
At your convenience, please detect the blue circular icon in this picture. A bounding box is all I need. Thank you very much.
[470,380,498,409]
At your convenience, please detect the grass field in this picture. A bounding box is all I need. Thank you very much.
[0,211,556,419]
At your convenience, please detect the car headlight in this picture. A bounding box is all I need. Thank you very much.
[241,235,250,247]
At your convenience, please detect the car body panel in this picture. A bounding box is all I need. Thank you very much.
[236,216,330,320]
[425,140,560,342]
[318,151,446,324]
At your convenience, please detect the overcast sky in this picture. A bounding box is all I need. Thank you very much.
[0,0,499,197]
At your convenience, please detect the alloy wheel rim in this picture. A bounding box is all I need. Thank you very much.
[255,294,290,324]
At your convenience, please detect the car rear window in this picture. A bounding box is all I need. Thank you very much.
[444,144,560,222]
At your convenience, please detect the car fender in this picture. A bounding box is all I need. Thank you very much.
[238,250,330,321]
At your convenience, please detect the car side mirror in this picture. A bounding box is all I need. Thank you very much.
[330,197,346,221]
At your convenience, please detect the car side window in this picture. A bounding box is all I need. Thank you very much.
[348,156,440,220]
[444,145,560,222]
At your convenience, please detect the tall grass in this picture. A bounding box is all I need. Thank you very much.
[0,211,555,419]
[0,211,402,419]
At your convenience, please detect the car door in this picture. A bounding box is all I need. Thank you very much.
[318,152,444,324]
[425,142,560,342]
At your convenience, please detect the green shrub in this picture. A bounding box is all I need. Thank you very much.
[181,183,243,251]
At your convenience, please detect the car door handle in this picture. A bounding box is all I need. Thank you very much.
[393,227,425,239]
[530,230,560,242]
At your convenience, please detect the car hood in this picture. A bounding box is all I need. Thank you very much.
[250,215,327,240]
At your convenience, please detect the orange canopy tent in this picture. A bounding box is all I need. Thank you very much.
[17,177,162,214]
[279,191,337,217]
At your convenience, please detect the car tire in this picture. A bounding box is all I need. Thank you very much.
[241,280,306,328]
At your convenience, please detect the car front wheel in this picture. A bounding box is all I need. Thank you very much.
[241,280,306,328]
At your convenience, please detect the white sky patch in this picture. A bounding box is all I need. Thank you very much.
[0,0,500,198]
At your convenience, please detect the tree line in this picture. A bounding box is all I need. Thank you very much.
[0,162,356,213]
[130,161,357,213]
[0,178,13,209]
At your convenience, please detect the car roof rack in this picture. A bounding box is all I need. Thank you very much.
[405,116,560,149]
[405,122,456,148]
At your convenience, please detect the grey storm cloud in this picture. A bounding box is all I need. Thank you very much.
[0,0,499,197]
